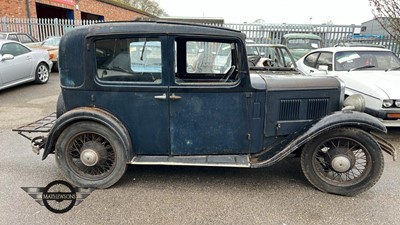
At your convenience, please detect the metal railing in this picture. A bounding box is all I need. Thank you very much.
[1,17,399,55]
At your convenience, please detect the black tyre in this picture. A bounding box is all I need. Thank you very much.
[55,121,127,188]
[34,63,49,84]
[53,61,59,72]
[301,128,384,196]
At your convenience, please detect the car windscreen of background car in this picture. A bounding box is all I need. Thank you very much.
[335,51,400,71]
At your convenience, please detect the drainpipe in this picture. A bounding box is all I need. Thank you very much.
[25,0,32,36]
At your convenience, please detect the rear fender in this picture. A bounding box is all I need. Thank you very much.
[252,111,389,168]
[42,107,133,161]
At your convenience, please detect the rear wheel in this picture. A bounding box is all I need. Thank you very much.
[34,63,49,84]
[56,121,127,188]
[301,128,384,196]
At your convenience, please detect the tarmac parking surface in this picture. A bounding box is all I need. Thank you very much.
[1,72,399,225]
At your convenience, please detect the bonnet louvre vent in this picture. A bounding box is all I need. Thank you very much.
[307,99,328,119]
[279,99,301,120]
[279,98,328,121]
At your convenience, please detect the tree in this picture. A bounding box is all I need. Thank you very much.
[118,0,168,17]
[369,0,400,42]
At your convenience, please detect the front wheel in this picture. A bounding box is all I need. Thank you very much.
[55,121,127,188]
[34,63,49,84]
[301,128,384,196]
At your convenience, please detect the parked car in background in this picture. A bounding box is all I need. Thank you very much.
[282,33,322,61]
[296,47,400,126]
[30,36,61,71]
[0,32,40,46]
[247,43,297,69]
[0,40,52,91]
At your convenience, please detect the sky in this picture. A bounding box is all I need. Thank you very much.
[155,0,375,25]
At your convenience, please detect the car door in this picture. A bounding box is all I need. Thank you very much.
[168,38,250,155]
[0,42,34,84]
[92,37,170,155]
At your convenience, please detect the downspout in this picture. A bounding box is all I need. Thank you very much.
[25,0,32,36]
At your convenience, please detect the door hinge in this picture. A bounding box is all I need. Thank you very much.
[247,133,251,140]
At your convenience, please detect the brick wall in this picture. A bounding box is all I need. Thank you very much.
[77,0,148,20]
[0,0,28,17]
[0,0,151,20]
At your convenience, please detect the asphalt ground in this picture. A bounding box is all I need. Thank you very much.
[0,72,399,225]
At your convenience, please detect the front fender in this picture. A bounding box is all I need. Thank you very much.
[252,111,388,168]
[42,107,133,161]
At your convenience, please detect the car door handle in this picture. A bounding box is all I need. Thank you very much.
[154,93,182,100]
[154,93,167,100]
[169,93,182,100]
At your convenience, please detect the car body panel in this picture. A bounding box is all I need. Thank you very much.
[296,47,400,126]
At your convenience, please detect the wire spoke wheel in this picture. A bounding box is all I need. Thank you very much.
[312,138,370,186]
[56,121,127,188]
[301,128,384,196]
[66,132,116,180]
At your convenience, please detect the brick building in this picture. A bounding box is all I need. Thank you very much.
[1,0,155,21]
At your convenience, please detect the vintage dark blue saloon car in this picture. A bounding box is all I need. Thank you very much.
[15,21,396,196]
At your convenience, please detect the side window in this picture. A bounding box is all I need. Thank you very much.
[316,52,333,71]
[304,52,319,68]
[7,34,18,41]
[18,34,34,43]
[0,43,30,56]
[176,40,238,84]
[95,37,162,83]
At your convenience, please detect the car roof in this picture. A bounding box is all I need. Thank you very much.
[310,46,392,53]
[283,33,321,40]
[0,32,28,34]
[71,21,245,40]
[247,43,287,48]
[0,40,21,45]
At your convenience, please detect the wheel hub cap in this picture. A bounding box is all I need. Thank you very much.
[331,155,352,172]
[80,149,99,166]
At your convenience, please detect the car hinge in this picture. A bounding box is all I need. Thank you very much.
[247,133,251,140]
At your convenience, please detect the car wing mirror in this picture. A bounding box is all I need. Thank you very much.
[318,65,329,74]
[0,54,14,61]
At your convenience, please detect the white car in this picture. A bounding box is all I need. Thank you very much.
[296,47,400,126]
[0,40,52,91]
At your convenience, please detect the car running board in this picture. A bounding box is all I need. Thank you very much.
[130,155,251,168]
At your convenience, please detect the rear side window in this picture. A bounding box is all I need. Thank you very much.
[7,34,18,41]
[304,52,319,68]
[95,37,162,83]
[316,52,333,71]
[18,34,35,43]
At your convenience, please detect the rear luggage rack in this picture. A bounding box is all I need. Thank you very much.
[12,113,56,155]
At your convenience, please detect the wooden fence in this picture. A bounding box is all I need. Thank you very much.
[1,17,399,55]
